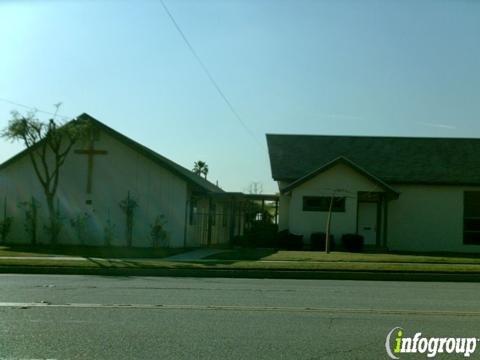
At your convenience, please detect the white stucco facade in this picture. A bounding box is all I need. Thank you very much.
[279,162,383,245]
[0,122,234,248]
[388,185,480,253]
[278,162,480,253]
[0,129,189,247]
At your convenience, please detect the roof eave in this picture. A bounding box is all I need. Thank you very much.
[280,156,399,197]
[0,113,224,194]
[78,114,224,194]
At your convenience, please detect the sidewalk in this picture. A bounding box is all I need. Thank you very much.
[163,248,229,261]
[0,248,229,263]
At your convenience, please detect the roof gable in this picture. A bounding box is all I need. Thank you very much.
[267,134,480,186]
[281,156,399,196]
[0,113,223,194]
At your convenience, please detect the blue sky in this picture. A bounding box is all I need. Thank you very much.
[0,0,479,193]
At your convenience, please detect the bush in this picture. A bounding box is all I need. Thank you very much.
[232,235,249,248]
[0,217,12,244]
[341,233,364,252]
[310,232,334,251]
[250,222,278,248]
[233,222,278,248]
[277,230,303,250]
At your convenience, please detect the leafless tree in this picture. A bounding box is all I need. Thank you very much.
[2,109,90,244]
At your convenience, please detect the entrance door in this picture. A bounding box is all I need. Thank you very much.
[358,202,378,245]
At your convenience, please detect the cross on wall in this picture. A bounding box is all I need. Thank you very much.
[75,139,108,195]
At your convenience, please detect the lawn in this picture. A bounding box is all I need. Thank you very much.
[0,245,186,259]
[204,248,480,265]
[1,256,480,273]
[1,246,480,275]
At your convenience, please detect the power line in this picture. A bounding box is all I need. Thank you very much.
[0,97,72,121]
[159,0,266,151]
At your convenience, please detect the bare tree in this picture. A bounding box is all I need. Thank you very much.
[2,109,90,244]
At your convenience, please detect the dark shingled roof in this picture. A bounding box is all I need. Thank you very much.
[266,134,480,186]
[0,113,223,194]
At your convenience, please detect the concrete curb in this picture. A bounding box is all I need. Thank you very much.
[1,266,480,282]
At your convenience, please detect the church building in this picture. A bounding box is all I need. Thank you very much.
[0,113,249,248]
[267,134,480,253]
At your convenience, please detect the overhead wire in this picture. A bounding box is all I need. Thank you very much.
[0,97,72,121]
[159,0,267,151]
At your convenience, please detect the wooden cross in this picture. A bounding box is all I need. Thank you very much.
[75,139,108,194]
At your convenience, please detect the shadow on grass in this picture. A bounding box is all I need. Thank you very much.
[0,244,187,259]
[204,248,278,261]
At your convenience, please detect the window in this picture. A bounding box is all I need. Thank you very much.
[464,192,480,245]
[303,196,346,212]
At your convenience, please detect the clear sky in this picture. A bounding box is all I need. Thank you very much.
[1,0,479,193]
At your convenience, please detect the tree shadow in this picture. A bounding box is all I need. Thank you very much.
[203,248,278,261]
[0,244,186,259]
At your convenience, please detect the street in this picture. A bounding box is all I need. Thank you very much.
[0,275,479,359]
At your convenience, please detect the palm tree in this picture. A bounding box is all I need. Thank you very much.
[193,160,209,179]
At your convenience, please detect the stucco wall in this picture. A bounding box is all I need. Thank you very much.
[286,163,382,243]
[0,129,190,247]
[278,194,290,231]
[388,185,480,253]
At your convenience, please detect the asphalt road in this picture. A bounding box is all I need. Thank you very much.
[0,275,479,359]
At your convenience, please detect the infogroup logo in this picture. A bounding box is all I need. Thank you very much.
[385,327,479,359]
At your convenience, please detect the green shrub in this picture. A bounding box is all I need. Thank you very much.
[277,230,303,250]
[151,215,169,248]
[310,232,334,251]
[341,234,364,252]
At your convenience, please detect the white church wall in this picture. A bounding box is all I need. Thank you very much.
[387,185,480,253]
[0,153,52,245]
[287,163,383,244]
[85,130,189,248]
[0,128,189,247]
[277,181,291,231]
[278,193,290,231]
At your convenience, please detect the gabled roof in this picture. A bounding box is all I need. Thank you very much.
[0,113,223,194]
[267,134,480,186]
[281,156,399,197]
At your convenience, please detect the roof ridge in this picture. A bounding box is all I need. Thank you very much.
[0,113,223,193]
[78,113,223,193]
[266,133,480,141]
[267,132,480,185]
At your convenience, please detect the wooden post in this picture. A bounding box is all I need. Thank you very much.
[74,138,108,195]
[325,195,334,254]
